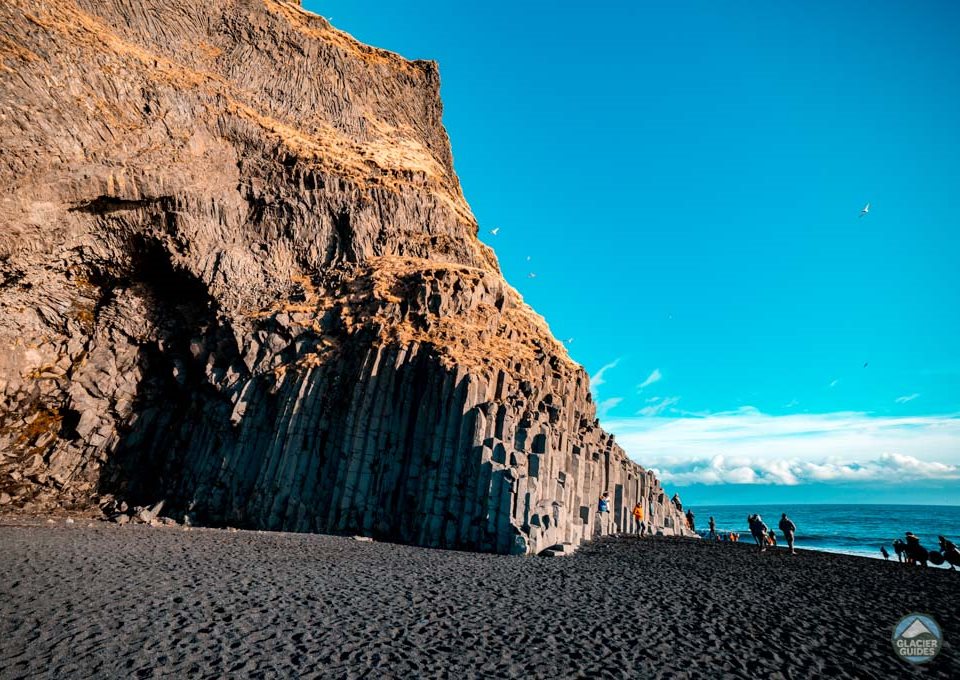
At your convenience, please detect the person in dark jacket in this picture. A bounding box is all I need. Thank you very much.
[779,513,797,555]
[750,514,769,552]
[685,509,695,532]
[708,516,717,540]
[904,532,928,567]
[880,545,890,560]
[938,536,958,570]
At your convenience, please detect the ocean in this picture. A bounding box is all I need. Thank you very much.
[688,504,960,564]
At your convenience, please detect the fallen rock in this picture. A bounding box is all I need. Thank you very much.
[136,500,165,524]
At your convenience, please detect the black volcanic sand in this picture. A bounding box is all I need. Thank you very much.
[1,522,957,679]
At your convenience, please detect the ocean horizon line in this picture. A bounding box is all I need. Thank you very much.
[685,501,960,508]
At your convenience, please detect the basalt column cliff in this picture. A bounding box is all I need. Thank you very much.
[0,0,691,552]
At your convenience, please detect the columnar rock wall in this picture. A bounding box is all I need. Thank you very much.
[0,0,692,551]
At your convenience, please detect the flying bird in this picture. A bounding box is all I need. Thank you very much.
[860,203,870,218]
[565,337,574,344]
[863,361,869,368]
[489,227,500,236]
[526,255,531,261]
[527,272,537,279]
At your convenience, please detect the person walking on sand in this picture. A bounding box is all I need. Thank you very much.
[750,514,769,552]
[904,532,928,567]
[632,501,645,536]
[938,536,959,570]
[880,545,890,560]
[779,513,797,554]
[708,516,717,540]
[892,539,906,563]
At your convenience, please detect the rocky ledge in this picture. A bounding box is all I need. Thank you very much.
[0,0,691,553]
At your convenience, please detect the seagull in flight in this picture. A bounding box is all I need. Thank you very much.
[527,272,537,279]
[489,227,500,236]
[863,361,869,368]
[860,203,870,218]
[526,255,531,261]
[565,337,574,344]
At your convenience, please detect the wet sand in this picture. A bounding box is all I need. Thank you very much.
[1,520,957,679]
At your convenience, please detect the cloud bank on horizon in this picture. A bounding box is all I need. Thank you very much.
[604,408,960,487]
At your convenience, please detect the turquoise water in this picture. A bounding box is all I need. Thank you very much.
[689,504,960,563]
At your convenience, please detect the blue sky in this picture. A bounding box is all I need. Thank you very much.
[305,1,960,504]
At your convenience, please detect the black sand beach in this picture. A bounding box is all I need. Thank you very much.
[1,521,957,679]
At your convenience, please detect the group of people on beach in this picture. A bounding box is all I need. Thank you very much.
[699,512,798,554]
[603,492,798,557]
[882,533,960,569]
[605,488,959,570]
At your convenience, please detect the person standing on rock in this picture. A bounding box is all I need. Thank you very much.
[598,491,611,515]
[595,492,612,536]
[632,501,645,536]
[685,509,695,532]
[671,493,683,512]
[779,513,797,555]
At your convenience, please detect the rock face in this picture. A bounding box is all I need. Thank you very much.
[0,0,692,552]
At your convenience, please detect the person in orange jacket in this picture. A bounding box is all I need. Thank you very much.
[632,501,646,536]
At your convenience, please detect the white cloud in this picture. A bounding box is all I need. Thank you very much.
[637,396,681,417]
[596,397,623,419]
[895,393,920,404]
[638,368,662,390]
[652,453,960,486]
[605,409,960,487]
[590,359,620,390]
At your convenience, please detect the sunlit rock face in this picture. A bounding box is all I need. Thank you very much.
[0,0,691,552]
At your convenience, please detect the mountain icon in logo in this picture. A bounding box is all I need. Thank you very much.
[900,618,934,639]
[892,613,942,665]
